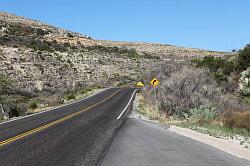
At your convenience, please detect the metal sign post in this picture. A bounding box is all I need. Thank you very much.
[150,78,159,111]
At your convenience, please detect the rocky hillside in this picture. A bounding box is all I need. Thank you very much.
[0,12,231,95]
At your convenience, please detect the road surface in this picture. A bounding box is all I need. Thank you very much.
[0,88,136,166]
[101,118,250,166]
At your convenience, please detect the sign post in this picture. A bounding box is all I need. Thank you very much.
[150,78,159,111]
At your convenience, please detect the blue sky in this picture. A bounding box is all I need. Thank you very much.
[0,0,249,51]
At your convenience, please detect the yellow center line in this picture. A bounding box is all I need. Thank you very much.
[0,90,121,147]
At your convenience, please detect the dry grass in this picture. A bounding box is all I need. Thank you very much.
[223,111,250,130]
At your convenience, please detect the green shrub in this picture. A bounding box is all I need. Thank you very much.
[0,74,12,95]
[67,33,74,38]
[9,102,27,117]
[192,44,250,83]
[0,74,31,117]
[192,56,235,83]
[96,85,102,89]
[80,88,92,95]
[213,71,227,82]
[2,96,29,118]
[237,45,250,71]
[64,92,76,100]
[0,35,11,45]
[29,99,39,109]
[82,45,142,59]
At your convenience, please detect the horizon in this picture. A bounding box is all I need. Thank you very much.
[0,0,250,52]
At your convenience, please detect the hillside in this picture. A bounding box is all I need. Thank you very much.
[0,12,231,92]
[0,12,234,118]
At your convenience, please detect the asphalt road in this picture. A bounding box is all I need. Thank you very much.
[101,118,250,166]
[0,88,137,166]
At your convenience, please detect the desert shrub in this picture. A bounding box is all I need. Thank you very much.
[158,67,222,117]
[95,85,102,89]
[35,28,48,36]
[9,102,27,117]
[67,59,73,66]
[0,74,12,95]
[192,44,250,83]
[29,99,39,109]
[213,71,228,82]
[223,111,250,130]
[192,56,235,82]
[2,96,29,118]
[80,87,92,95]
[67,33,74,38]
[0,74,32,117]
[0,35,11,45]
[218,94,246,114]
[75,81,87,90]
[63,90,76,101]
[83,45,142,59]
[237,45,250,71]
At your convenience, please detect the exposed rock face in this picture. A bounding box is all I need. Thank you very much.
[239,69,250,96]
[0,12,231,95]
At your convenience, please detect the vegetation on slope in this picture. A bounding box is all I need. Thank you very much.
[0,73,102,119]
[0,74,31,119]
[139,45,250,142]
[192,44,250,83]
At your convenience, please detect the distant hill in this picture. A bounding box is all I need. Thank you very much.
[0,12,232,95]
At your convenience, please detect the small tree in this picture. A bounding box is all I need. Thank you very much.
[237,44,250,71]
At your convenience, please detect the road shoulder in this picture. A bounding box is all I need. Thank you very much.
[101,117,250,166]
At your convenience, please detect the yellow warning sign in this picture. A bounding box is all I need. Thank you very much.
[150,78,159,87]
[136,82,144,87]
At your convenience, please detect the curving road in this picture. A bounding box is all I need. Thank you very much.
[1,87,249,166]
[0,88,137,166]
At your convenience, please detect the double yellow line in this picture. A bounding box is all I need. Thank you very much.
[0,90,121,147]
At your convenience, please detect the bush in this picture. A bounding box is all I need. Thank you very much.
[67,33,74,38]
[192,56,235,82]
[83,45,142,59]
[0,35,11,45]
[0,74,12,95]
[80,88,92,95]
[192,44,250,83]
[237,45,250,71]
[64,92,76,100]
[158,67,222,116]
[189,106,217,124]
[190,106,216,119]
[29,99,39,109]
[223,111,250,130]
[9,102,27,117]
[2,96,29,118]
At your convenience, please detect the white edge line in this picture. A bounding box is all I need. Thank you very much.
[0,88,110,125]
[117,89,137,120]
